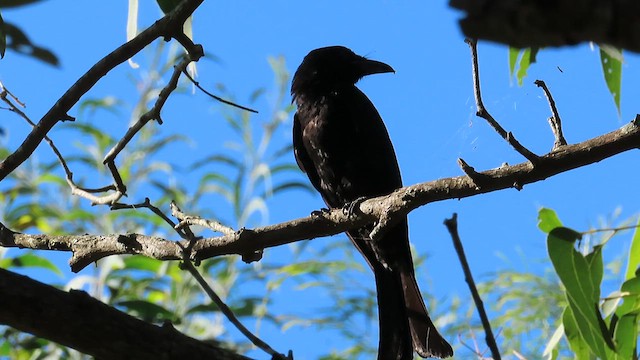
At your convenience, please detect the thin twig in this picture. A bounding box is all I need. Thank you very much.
[465,38,540,164]
[181,260,290,360]
[0,84,73,178]
[103,55,196,164]
[181,69,258,113]
[534,80,567,150]
[444,213,501,360]
[111,198,194,239]
[0,84,126,205]
[170,201,235,235]
[0,0,205,181]
[580,223,640,235]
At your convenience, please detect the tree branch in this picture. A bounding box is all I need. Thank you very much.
[0,0,205,181]
[1,116,638,271]
[451,0,640,52]
[0,268,249,359]
[444,214,501,360]
[466,38,540,164]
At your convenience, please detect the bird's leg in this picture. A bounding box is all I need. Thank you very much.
[342,196,367,218]
[311,207,331,217]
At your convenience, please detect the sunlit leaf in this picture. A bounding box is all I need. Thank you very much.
[599,46,622,115]
[548,227,613,358]
[509,47,539,86]
[122,256,163,273]
[542,323,563,360]
[625,218,640,281]
[602,290,624,319]
[126,0,139,69]
[538,208,563,233]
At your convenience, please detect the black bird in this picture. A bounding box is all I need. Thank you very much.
[291,46,453,359]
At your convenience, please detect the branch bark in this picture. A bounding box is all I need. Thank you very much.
[0,268,249,360]
[450,0,640,52]
[2,116,638,272]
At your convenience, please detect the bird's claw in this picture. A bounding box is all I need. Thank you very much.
[311,207,331,217]
[342,196,367,218]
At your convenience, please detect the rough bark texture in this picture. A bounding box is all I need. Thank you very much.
[0,269,250,360]
[451,0,640,52]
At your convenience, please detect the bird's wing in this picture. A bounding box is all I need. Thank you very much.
[293,112,322,193]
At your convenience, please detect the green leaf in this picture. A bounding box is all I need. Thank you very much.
[508,47,519,78]
[509,47,539,86]
[585,245,604,299]
[116,300,176,322]
[3,22,58,66]
[0,340,10,356]
[122,256,163,273]
[538,208,563,233]
[599,46,622,115]
[612,276,640,359]
[548,227,613,358]
[7,252,62,276]
[625,218,640,281]
[562,307,593,359]
[616,276,640,318]
[268,181,315,196]
[542,323,564,360]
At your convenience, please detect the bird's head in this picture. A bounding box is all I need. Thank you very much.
[291,46,394,101]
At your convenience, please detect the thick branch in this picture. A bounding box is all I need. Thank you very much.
[0,0,204,181]
[451,0,640,52]
[1,118,638,271]
[0,268,249,359]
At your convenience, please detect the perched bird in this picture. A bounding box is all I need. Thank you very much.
[291,46,453,359]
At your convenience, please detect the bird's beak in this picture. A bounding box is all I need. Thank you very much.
[357,58,395,76]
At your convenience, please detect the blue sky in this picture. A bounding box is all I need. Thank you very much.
[2,1,640,358]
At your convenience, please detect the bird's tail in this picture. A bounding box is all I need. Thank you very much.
[374,267,453,359]
[400,270,453,358]
[374,268,415,360]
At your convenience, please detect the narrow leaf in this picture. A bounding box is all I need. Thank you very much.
[126,0,139,69]
[625,217,640,280]
[613,276,640,359]
[9,252,62,276]
[548,227,613,357]
[599,46,622,114]
[562,307,593,359]
[508,46,519,79]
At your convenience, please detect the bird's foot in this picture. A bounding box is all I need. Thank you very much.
[342,196,367,218]
[311,207,331,217]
